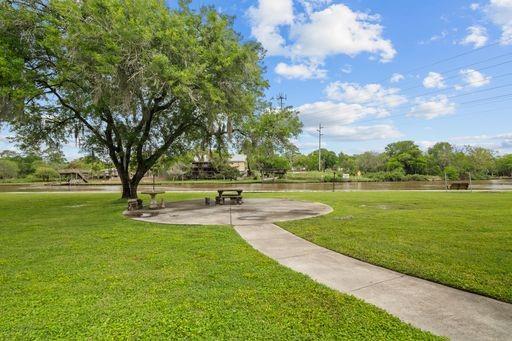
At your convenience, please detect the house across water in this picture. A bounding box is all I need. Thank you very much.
[190,154,247,179]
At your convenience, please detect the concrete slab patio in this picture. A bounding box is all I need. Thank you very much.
[130,198,333,226]
[130,198,512,340]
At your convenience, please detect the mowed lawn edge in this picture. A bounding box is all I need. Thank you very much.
[0,193,439,339]
[272,191,512,303]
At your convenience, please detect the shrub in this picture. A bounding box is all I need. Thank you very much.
[444,166,459,180]
[219,166,240,180]
[0,159,19,179]
[34,167,59,181]
[364,169,431,182]
[403,174,429,181]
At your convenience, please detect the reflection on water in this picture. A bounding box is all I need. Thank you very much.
[1,179,512,192]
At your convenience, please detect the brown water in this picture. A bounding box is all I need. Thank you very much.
[1,179,511,192]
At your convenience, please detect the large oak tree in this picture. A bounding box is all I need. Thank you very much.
[0,0,266,198]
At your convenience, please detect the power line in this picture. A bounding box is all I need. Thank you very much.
[297,73,512,119]
[445,83,512,99]
[401,51,512,85]
[386,51,512,89]
[314,93,512,127]
[379,39,510,83]
[457,96,512,106]
[297,59,512,118]
[398,59,512,93]
[409,104,510,124]
[399,72,512,99]
[458,92,512,105]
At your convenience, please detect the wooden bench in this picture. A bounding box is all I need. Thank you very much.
[215,188,243,205]
[449,182,470,190]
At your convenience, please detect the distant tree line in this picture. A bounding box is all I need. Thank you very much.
[289,141,512,181]
[2,140,512,182]
[0,150,110,181]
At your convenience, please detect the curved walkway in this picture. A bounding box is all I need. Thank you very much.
[235,223,512,341]
[130,198,512,340]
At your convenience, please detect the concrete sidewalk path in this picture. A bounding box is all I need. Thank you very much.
[235,223,512,341]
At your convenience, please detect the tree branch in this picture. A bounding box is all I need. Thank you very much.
[38,79,108,145]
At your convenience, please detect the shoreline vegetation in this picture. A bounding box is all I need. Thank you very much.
[1,170,511,186]
[2,142,512,188]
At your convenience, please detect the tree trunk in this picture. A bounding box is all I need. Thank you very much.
[118,167,139,199]
[120,177,141,199]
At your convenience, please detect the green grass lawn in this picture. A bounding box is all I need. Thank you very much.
[0,193,436,339]
[274,191,512,303]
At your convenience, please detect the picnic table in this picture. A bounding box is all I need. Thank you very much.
[141,190,165,209]
[216,188,243,205]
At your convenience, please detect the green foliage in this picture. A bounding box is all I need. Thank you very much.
[385,141,427,175]
[255,155,290,174]
[34,166,59,181]
[385,158,404,172]
[217,166,240,180]
[240,106,302,173]
[444,165,459,180]
[279,191,512,303]
[427,142,454,174]
[301,149,338,171]
[285,171,328,181]
[367,169,417,182]
[496,154,512,176]
[1,0,266,197]
[290,141,499,182]
[0,151,42,177]
[0,159,18,179]
[166,161,191,180]
[209,154,240,180]
[0,193,434,339]
[465,146,496,177]
[338,152,356,172]
[355,151,385,173]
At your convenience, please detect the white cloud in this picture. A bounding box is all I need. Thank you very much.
[408,95,456,119]
[275,62,327,80]
[247,0,294,56]
[486,0,512,45]
[430,31,448,42]
[292,138,326,149]
[459,69,491,87]
[429,132,512,153]
[298,82,407,141]
[297,101,382,126]
[290,4,396,63]
[324,82,407,107]
[248,1,396,72]
[304,124,401,141]
[341,64,352,74]
[423,72,446,89]
[452,132,512,142]
[390,73,404,83]
[470,3,481,10]
[417,140,437,150]
[460,25,488,48]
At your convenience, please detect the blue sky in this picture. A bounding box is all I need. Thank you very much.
[1,0,512,159]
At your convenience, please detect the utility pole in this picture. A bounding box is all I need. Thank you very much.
[276,93,287,110]
[317,123,323,171]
